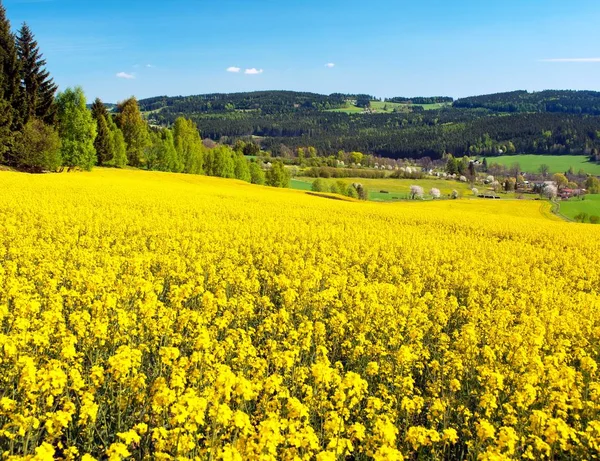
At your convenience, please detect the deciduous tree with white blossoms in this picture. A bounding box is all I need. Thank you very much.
[430,188,441,199]
[543,184,558,200]
[410,185,424,199]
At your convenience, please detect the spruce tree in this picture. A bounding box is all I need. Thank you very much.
[91,98,113,165]
[0,2,20,161]
[16,23,57,125]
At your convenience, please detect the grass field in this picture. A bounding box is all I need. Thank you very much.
[369,101,410,112]
[325,104,367,113]
[293,176,477,200]
[560,194,600,222]
[327,100,452,114]
[290,178,313,191]
[370,101,451,112]
[485,154,600,175]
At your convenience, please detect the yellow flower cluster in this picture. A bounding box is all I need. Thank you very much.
[0,168,599,460]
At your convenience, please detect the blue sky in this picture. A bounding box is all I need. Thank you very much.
[4,0,600,102]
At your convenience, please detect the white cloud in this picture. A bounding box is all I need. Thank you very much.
[326,62,335,68]
[244,68,263,75]
[226,66,241,73]
[116,72,135,79]
[146,64,155,68]
[540,58,600,63]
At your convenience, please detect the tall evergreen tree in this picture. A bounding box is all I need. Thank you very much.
[0,2,20,160]
[91,98,113,165]
[16,23,57,125]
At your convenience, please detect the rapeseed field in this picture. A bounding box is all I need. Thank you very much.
[0,169,599,460]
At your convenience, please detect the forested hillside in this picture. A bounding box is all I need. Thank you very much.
[138,90,600,160]
[453,90,600,114]
[140,91,374,115]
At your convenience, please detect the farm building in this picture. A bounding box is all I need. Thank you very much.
[560,188,584,199]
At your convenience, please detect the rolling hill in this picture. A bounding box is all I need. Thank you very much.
[136,90,600,161]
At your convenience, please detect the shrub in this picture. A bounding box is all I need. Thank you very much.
[13,119,62,172]
[311,178,327,192]
[346,185,359,199]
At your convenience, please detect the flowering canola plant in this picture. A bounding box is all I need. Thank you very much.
[0,168,599,460]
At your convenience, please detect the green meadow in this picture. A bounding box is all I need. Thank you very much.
[485,155,600,175]
[560,194,600,222]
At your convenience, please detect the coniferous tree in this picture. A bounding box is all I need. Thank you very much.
[0,82,11,164]
[16,23,57,125]
[91,98,113,165]
[116,97,149,167]
[0,2,20,161]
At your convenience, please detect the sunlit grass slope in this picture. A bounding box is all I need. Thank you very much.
[560,194,600,221]
[292,177,474,201]
[485,154,600,175]
[0,168,599,460]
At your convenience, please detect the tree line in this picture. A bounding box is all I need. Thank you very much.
[0,1,293,188]
[139,91,376,116]
[140,90,600,160]
[453,90,600,115]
